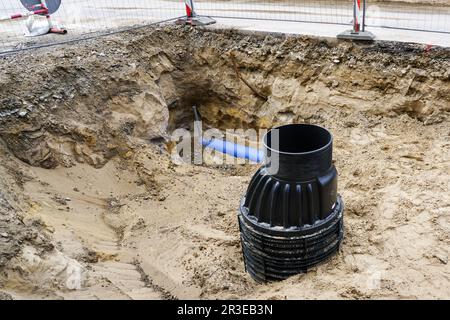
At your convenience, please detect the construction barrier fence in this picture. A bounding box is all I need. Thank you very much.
[0,0,449,54]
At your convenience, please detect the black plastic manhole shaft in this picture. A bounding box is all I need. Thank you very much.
[238,124,344,282]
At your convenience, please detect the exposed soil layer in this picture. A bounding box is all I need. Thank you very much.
[0,26,449,299]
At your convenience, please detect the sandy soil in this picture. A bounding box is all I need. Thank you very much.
[0,26,449,300]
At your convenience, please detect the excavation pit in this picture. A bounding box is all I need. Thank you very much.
[0,26,449,299]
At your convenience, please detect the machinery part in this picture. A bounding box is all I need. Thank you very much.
[238,124,344,282]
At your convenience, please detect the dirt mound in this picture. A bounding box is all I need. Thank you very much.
[0,25,449,299]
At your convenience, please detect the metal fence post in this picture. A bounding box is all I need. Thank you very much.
[176,0,216,26]
[337,0,375,41]
[362,0,367,32]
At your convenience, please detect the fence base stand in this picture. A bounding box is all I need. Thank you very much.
[176,15,216,26]
[337,30,375,41]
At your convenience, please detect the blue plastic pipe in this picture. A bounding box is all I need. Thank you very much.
[193,106,263,163]
[201,138,263,163]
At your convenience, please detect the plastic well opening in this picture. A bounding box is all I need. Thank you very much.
[264,124,332,154]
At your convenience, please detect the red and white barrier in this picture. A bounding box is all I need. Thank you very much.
[354,0,361,32]
[0,4,48,22]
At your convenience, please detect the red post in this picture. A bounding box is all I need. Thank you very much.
[354,0,361,32]
[185,0,195,18]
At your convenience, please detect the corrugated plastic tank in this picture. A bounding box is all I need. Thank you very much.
[238,124,344,282]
